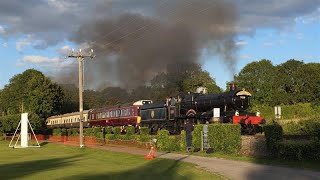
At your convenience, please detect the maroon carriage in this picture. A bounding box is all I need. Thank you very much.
[88,100,152,127]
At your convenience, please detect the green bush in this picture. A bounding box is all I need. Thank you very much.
[71,128,78,136]
[207,124,241,154]
[53,128,62,136]
[84,128,92,136]
[105,127,113,134]
[134,133,152,142]
[277,140,320,161]
[264,123,283,156]
[180,130,186,151]
[156,130,179,151]
[140,127,149,135]
[67,129,72,136]
[113,127,121,135]
[126,126,135,136]
[105,134,115,140]
[61,128,68,136]
[252,103,320,122]
[192,124,204,149]
[95,132,104,139]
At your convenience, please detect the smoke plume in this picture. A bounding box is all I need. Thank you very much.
[68,0,238,90]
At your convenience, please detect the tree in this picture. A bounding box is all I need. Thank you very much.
[234,59,276,106]
[0,69,64,119]
[273,59,304,105]
[182,70,221,93]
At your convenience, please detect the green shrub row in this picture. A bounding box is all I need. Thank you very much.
[191,124,241,154]
[263,123,283,155]
[278,118,320,139]
[264,122,320,160]
[252,103,320,122]
[277,140,320,161]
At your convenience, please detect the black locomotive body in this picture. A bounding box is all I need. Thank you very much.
[140,84,265,134]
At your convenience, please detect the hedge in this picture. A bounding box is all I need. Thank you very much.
[207,124,241,154]
[191,124,241,154]
[139,127,149,135]
[105,127,113,134]
[192,124,204,149]
[156,130,180,151]
[279,118,320,137]
[277,140,320,161]
[180,130,187,151]
[53,128,62,136]
[263,123,283,156]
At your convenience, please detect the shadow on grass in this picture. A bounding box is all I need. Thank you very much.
[39,141,49,146]
[66,156,194,180]
[0,155,82,179]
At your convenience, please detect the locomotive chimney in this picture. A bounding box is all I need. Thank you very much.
[229,82,237,91]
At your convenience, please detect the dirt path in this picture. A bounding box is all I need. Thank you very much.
[54,142,320,180]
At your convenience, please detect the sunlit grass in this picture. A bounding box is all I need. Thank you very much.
[0,141,223,180]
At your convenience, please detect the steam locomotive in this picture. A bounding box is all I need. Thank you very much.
[140,83,265,134]
[46,83,265,134]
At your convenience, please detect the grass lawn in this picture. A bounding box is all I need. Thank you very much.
[0,141,223,180]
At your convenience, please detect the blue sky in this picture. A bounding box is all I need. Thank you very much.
[0,1,319,90]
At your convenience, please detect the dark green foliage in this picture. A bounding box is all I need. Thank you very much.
[61,128,67,136]
[139,127,149,135]
[105,134,115,140]
[138,134,152,142]
[113,127,121,136]
[192,124,204,149]
[0,69,64,118]
[0,114,20,132]
[72,128,78,136]
[277,140,320,161]
[263,123,283,156]
[156,130,180,151]
[95,132,104,139]
[105,127,113,134]
[126,126,135,136]
[125,126,135,140]
[67,129,72,136]
[0,113,42,133]
[207,124,241,154]
[279,118,320,137]
[53,128,62,136]
[84,128,94,136]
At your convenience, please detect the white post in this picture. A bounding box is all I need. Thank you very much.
[20,113,28,147]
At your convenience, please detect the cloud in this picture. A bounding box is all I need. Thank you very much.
[236,0,320,32]
[19,55,75,70]
[0,25,5,34]
[235,40,248,46]
[2,42,7,48]
[22,55,60,64]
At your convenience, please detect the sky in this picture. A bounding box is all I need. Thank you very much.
[0,0,319,90]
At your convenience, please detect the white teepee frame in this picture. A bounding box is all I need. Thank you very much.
[9,113,40,148]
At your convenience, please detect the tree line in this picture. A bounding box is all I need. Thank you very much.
[0,63,220,132]
[0,59,319,132]
[235,59,320,107]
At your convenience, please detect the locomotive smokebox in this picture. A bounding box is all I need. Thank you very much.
[229,82,237,91]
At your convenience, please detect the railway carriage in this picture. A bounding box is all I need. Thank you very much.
[46,110,90,128]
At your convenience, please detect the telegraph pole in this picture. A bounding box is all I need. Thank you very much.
[67,49,95,148]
